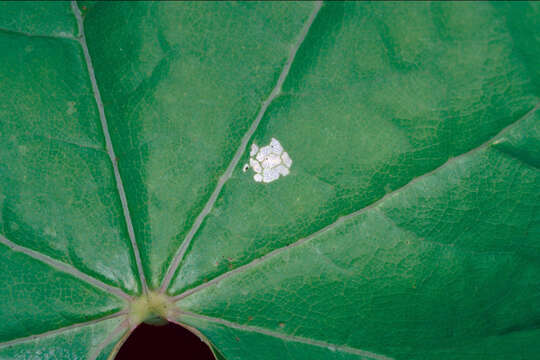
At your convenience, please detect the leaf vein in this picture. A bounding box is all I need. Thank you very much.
[173,101,540,301]
[71,1,148,294]
[159,1,324,293]
[0,233,131,301]
[89,318,129,360]
[179,311,394,360]
[0,311,127,349]
[0,26,76,41]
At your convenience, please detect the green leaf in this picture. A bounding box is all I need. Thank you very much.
[0,1,539,359]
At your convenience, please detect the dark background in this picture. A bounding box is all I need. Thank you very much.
[116,322,216,359]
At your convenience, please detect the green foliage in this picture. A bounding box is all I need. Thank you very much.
[0,2,538,359]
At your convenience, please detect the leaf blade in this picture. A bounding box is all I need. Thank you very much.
[81,1,317,289]
[175,110,540,359]
[0,15,140,294]
[0,315,126,360]
[0,242,126,344]
[169,1,540,297]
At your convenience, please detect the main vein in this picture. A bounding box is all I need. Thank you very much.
[0,311,127,349]
[179,311,394,360]
[71,1,148,295]
[0,233,131,301]
[173,101,540,302]
[159,1,324,293]
[89,318,129,360]
[0,26,76,40]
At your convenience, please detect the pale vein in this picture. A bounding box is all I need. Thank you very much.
[173,101,540,301]
[159,1,324,292]
[0,311,127,349]
[0,26,76,41]
[71,1,148,294]
[89,319,129,360]
[0,234,131,300]
[180,311,394,360]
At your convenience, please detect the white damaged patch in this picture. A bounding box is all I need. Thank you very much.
[243,138,292,183]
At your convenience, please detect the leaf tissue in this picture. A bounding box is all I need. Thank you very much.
[0,2,539,359]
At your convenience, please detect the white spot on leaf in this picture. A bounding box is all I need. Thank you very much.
[275,164,289,176]
[250,144,259,157]
[281,152,292,168]
[246,138,292,184]
[270,138,283,155]
[256,146,271,161]
[249,158,262,173]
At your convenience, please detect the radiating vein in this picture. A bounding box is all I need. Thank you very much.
[179,311,394,360]
[71,1,148,294]
[0,233,131,300]
[89,319,129,360]
[0,311,127,349]
[491,143,540,170]
[159,0,324,293]
[0,26,76,40]
[103,327,133,360]
[173,101,540,301]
